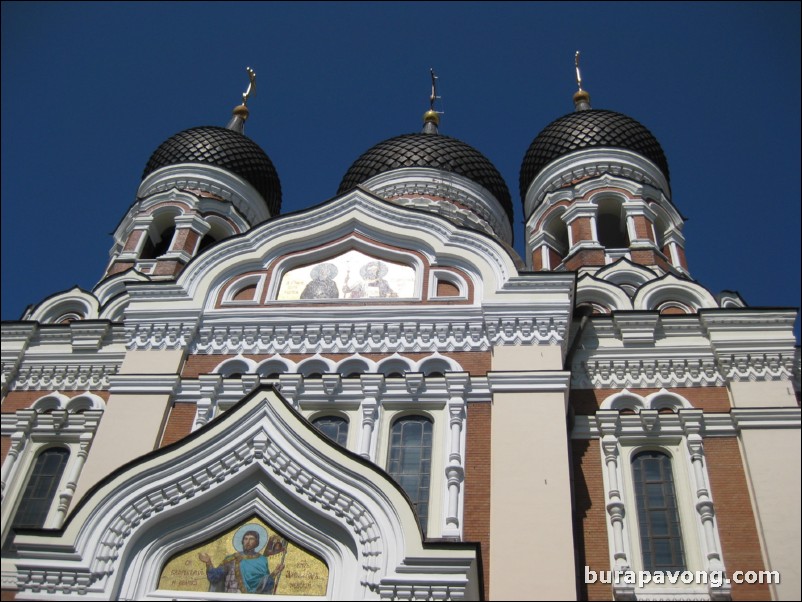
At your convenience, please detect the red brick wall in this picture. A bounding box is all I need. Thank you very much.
[1,390,111,413]
[704,437,771,600]
[122,229,144,252]
[152,258,184,277]
[233,284,258,301]
[548,246,563,270]
[0,435,10,465]
[436,280,460,297]
[571,217,594,243]
[532,248,543,271]
[572,438,612,601]
[107,260,135,276]
[632,215,653,241]
[159,402,197,448]
[464,401,491,601]
[677,246,688,270]
[564,249,606,270]
[570,387,731,415]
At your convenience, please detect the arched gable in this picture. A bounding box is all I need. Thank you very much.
[167,190,522,310]
[633,273,718,312]
[10,387,479,600]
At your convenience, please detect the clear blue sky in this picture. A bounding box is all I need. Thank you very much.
[2,2,799,339]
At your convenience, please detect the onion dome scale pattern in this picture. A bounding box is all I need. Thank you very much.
[142,125,281,215]
[519,109,669,200]
[338,133,513,224]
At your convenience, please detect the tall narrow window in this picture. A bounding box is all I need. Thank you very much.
[13,447,70,529]
[632,451,686,572]
[312,416,348,447]
[387,416,432,532]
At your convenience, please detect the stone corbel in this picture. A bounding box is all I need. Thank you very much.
[358,374,385,460]
[194,374,223,431]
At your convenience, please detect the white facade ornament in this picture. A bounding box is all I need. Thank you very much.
[9,389,478,600]
[590,391,732,601]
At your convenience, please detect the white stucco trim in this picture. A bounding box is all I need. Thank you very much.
[10,387,479,600]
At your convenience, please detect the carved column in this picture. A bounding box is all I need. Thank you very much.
[56,429,95,524]
[359,375,384,461]
[1,411,35,495]
[444,373,468,535]
[681,411,725,572]
[597,411,630,570]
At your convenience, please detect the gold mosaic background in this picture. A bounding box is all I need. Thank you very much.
[158,517,328,595]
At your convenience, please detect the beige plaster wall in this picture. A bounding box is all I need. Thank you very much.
[489,388,576,600]
[71,350,184,506]
[739,428,801,600]
[120,349,185,375]
[492,344,563,371]
[729,380,798,408]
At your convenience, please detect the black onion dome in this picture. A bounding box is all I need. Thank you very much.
[338,133,513,223]
[142,126,281,215]
[519,109,669,200]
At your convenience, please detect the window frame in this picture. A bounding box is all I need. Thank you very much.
[311,414,350,448]
[385,414,435,534]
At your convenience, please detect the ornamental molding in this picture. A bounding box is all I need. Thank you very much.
[715,352,796,382]
[108,374,181,395]
[176,190,519,302]
[182,317,566,355]
[124,318,200,351]
[11,388,478,600]
[363,167,513,244]
[10,360,122,391]
[588,405,731,600]
[572,357,725,389]
[176,371,569,416]
[525,148,671,218]
[571,407,801,439]
[137,164,271,226]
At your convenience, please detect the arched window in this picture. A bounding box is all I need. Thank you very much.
[12,447,70,529]
[312,416,348,447]
[632,451,686,572]
[388,416,433,533]
[140,225,176,260]
[597,198,630,249]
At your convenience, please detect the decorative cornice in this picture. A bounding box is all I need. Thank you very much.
[10,360,121,391]
[571,407,801,439]
[137,164,271,226]
[180,317,566,355]
[108,374,181,395]
[572,357,724,389]
[716,351,796,382]
[525,148,671,218]
[125,318,200,351]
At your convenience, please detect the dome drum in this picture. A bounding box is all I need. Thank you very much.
[361,168,514,244]
[138,163,272,227]
[339,133,513,243]
[522,148,671,220]
[520,109,670,218]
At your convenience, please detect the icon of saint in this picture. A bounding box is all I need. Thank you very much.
[198,524,287,594]
[300,263,339,299]
[342,261,397,299]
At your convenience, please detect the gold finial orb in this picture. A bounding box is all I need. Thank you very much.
[573,90,590,103]
[423,109,440,125]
